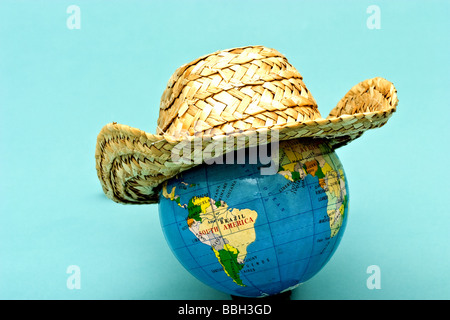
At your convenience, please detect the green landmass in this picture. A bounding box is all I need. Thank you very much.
[342,194,348,218]
[216,248,244,286]
[187,198,202,222]
[291,171,301,181]
[315,164,325,179]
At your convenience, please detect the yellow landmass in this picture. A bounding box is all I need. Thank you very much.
[321,162,333,175]
[161,182,175,200]
[282,162,296,172]
[284,148,302,163]
[191,196,212,214]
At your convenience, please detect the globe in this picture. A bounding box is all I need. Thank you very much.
[158,138,349,298]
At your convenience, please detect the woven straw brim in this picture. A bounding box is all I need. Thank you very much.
[95,77,398,204]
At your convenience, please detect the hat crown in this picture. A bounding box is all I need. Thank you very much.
[157,46,320,137]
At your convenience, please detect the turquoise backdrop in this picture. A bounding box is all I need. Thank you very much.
[0,0,448,299]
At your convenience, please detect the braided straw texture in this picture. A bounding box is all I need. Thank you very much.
[157,46,319,137]
[95,46,398,204]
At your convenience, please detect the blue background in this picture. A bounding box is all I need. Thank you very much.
[0,0,448,299]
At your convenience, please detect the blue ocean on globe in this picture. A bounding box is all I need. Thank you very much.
[159,138,349,298]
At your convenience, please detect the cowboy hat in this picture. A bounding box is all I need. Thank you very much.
[95,45,398,204]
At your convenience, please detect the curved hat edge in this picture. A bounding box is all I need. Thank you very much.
[95,76,398,205]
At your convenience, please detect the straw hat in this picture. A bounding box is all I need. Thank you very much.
[95,46,398,204]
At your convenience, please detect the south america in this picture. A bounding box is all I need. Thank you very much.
[162,184,258,287]
[188,195,258,286]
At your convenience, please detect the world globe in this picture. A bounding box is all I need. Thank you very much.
[158,138,349,298]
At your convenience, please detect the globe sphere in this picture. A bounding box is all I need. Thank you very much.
[159,138,349,298]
